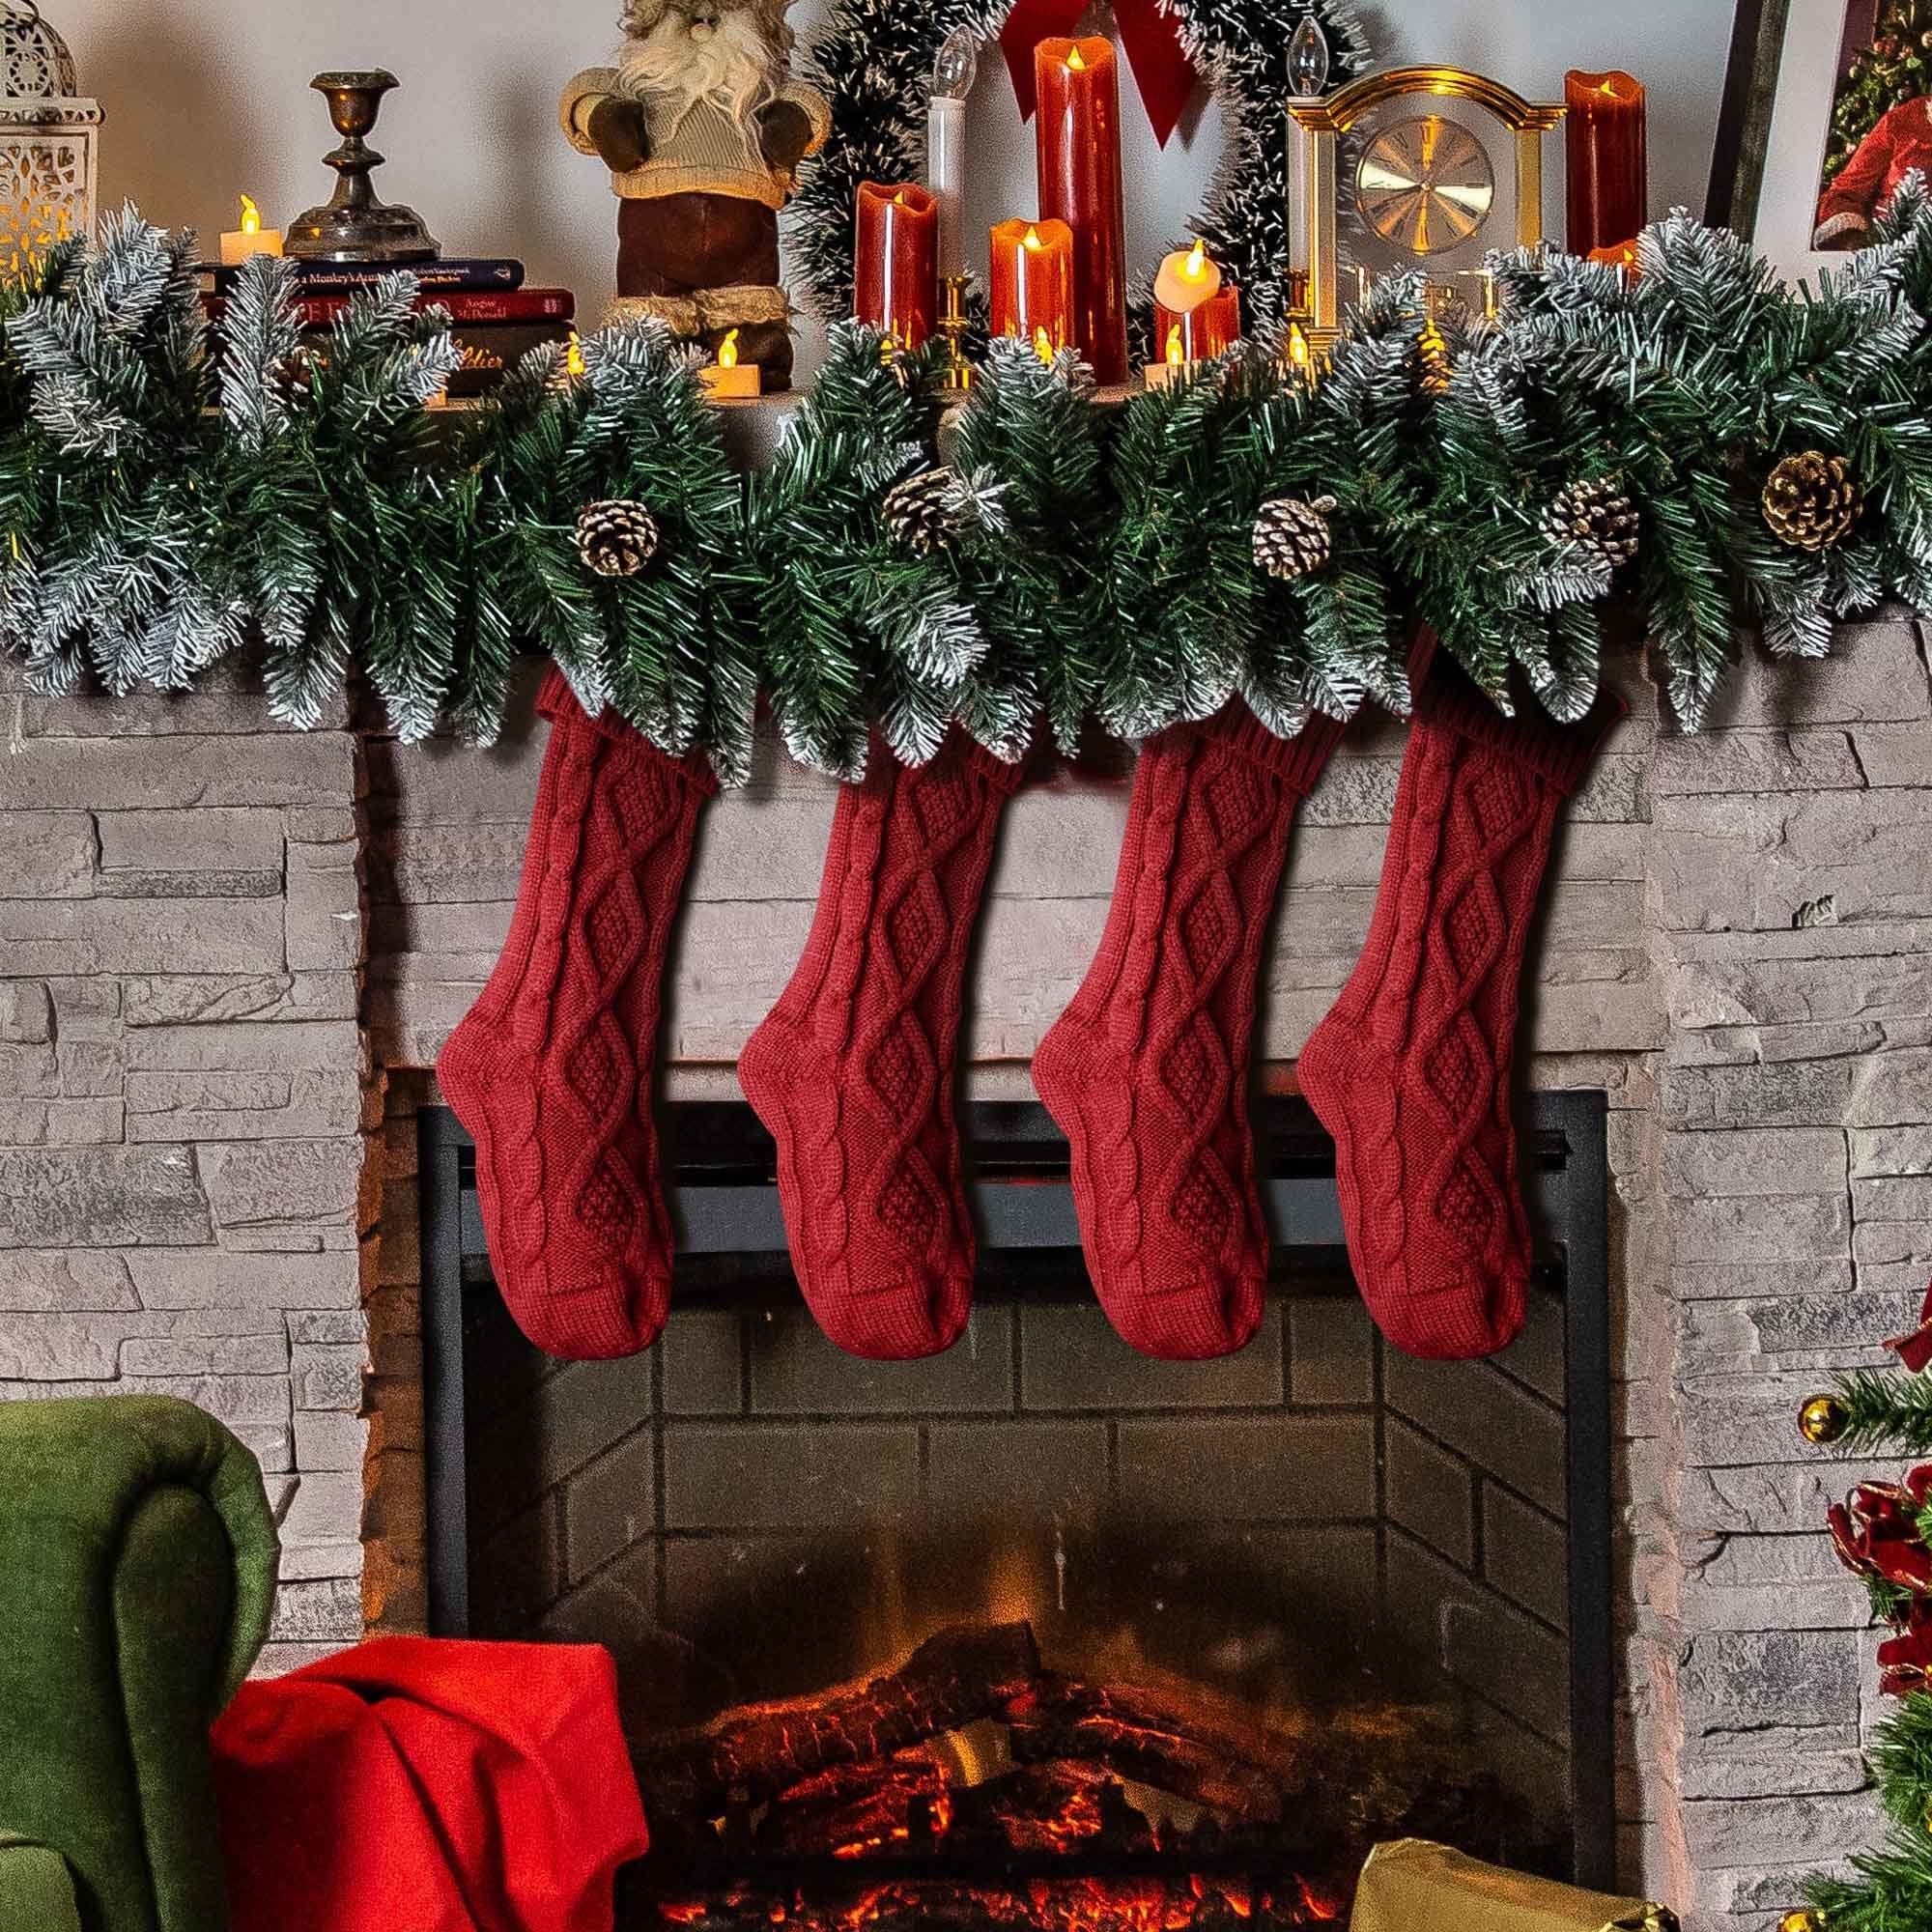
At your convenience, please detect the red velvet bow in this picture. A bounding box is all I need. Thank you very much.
[998,0,1201,148]
[1887,1274,1932,1371]
[1829,1465,1932,1592]
[1879,1604,1932,1695]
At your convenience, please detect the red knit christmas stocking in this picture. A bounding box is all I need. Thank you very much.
[1298,652,1623,1361]
[438,668,715,1360]
[1033,708,1345,1361]
[738,733,1023,1360]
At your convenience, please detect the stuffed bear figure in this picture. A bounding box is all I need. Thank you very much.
[561,0,829,387]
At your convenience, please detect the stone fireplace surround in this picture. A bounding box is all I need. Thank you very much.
[5,618,1932,1930]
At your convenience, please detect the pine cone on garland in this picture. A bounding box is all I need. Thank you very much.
[1542,475,1640,570]
[1762,451,1862,552]
[883,467,958,555]
[1254,495,1338,581]
[576,499,661,579]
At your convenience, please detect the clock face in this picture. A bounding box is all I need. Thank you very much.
[1353,115,1496,257]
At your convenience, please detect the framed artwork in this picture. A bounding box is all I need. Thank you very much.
[1711,0,1932,278]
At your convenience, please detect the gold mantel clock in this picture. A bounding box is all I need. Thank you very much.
[1287,67,1566,346]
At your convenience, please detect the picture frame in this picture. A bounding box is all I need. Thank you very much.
[1710,0,1932,282]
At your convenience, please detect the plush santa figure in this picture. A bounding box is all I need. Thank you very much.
[561,0,829,386]
[1815,96,1932,248]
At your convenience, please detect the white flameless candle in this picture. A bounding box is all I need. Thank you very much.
[927,28,978,280]
[1151,239,1221,315]
[219,196,283,268]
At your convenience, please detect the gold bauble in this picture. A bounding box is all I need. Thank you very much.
[1799,1394,1850,1446]
[1777,1910,1825,1932]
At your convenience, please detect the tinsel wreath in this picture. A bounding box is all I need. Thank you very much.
[788,0,1370,348]
[12,189,1932,769]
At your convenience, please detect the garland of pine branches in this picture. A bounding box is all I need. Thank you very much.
[10,192,1932,780]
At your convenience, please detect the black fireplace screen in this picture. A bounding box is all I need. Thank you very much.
[419,1094,1614,1908]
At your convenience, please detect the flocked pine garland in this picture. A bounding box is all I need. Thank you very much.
[10,192,1932,776]
[788,0,1371,348]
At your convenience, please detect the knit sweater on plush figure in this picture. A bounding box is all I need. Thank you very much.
[560,5,828,211]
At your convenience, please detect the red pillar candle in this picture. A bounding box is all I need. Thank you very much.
[1034,37,1129,385]
[1565,70,1647,259]
[854,182,940,350]
[1153,284,1241,361]
[988,217,1075,356]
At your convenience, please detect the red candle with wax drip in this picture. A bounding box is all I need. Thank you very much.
[1034,37,1129,384]
[989,217,1076,357]
[1565,70,1647,259]
[853,182,940,350]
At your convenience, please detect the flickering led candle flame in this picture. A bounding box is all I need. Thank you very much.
[989,216,1075,360]
[566,332,586,379]
[1034,36,1129,385]
[699,327,761,398]
[1565,69,1647,260]
[854,181,940,351]
[219,194,284,267]
[1034,326,1054,365]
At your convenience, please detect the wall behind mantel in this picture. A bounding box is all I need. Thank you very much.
[64,0,1733,346]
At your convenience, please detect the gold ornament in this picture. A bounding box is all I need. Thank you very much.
[1416,318,1452,395]
[1777,1910,1826,1932]
[1799,1394,1850,1446]
[1762,450,1862,552]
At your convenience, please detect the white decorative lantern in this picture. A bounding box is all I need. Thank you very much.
[0,0,99,281]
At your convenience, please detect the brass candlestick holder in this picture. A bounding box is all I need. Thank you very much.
[287,71,440,265]
[936,273,974,392]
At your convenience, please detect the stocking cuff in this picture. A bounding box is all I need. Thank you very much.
[537,666,721,795]
[1413,662,1626,797]
[1190,704,1348,798]
[889,727,1030,797]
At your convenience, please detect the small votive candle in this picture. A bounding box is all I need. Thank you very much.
[1151,240,1221,315]
[988,217,1075,356]
[699,328,761,399]
[854,182,940,350]
[220,195,284,268]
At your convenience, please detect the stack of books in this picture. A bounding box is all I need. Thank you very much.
[200,259,575,398]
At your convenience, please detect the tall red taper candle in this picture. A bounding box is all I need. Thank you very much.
[1565,70,1647,259]
[1034,37,1129,385]
[854,182,940,350]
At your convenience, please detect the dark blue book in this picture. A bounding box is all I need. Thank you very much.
[204,258,526,295]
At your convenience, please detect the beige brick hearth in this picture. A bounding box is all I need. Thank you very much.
[6,619,1932,1928]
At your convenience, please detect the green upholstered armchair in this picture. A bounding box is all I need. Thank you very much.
[0,1395,281,1932]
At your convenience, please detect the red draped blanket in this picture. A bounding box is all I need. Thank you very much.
[212,1637,649,1932]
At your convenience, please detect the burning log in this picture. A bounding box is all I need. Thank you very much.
[952,1761,1152,1856]
[638,1622,1043,1820]
[759,1752,953,1859]
[1004,1673,1308,1825]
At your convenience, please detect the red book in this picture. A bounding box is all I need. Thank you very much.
[203,288,576,326]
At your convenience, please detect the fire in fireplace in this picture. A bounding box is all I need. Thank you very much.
[420,1096,1612,1926]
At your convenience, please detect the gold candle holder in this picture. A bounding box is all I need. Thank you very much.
[937,272,974,392]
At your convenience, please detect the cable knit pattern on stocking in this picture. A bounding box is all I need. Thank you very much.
[1297,656,1624,1361]
[438,669,716,1360]
[738,732,1024,1361]
[1033,708,1343,1360]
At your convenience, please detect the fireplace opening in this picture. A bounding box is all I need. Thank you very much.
[419,1095,1612,1927]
